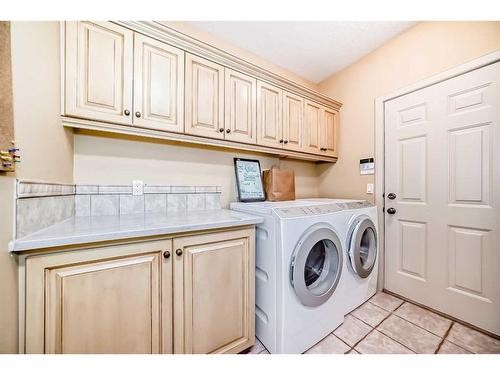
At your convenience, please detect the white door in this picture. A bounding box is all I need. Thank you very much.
[384,61,500,335]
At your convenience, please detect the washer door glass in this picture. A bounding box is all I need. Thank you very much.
[348,218,377,278]
[291,225,343,307]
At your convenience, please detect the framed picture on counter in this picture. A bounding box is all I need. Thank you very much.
[234,158,265,202]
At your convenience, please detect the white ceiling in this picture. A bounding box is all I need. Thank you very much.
[188,21,417,83]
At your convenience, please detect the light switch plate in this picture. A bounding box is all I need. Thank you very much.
[132,180,143,195]
[366,183,374,194]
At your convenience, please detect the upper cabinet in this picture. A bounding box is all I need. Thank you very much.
[65,21,133,125]
[282,91,304,152]
[62,21,342,162]
[133,34,184,133]
[184,53,225,140]
[303,100,322,154]
[321,107,339,158]
[303,101,340,157]
[257,81,283,148]
[224,69,257,144]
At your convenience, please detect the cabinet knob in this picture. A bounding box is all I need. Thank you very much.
[135,111,142,118]
[163,250,171,259]
[284,140,289,144]
[175,248,183,256]
[124,109,130,116]
[226,129,231,133]
[279,139,284,143]
[219,128,224,133]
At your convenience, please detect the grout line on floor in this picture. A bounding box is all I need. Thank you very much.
[434,322,454,354]
[347,301,399,353]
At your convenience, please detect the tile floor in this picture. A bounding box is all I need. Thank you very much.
[241,291,500,354]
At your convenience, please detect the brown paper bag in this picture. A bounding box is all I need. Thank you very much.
[263,166,295,201]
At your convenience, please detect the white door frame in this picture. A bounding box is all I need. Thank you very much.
[374,49,500,290]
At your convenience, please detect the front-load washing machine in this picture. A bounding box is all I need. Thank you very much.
[301,199,379,314]
[230,200,349,354]
[342,202,379,313]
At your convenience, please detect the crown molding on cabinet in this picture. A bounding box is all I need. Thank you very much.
[114,21,342,111]
[62,116,337,163]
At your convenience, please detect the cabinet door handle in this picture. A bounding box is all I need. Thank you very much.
[175,248,183,256]
[124,109,130,116]
[163,250,171,259]
[219,128,224,133]
[135,111,142,118]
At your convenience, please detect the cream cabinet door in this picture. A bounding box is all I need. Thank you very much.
[133,34,184,133]
[65,21,133,125]
[25,240,172,354]
[173,229,255,354]
[321,107,339,158]
[283,91,304,152]
[224,69,257,144]
[257,81,283,148]
[185,53,225,139]
[303,100,322,154]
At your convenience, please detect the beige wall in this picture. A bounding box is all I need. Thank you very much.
[0,21,74,353]
[11,21,73,182]
[0,177,17,353]
[74,132,319,207]
[317,21,500,202]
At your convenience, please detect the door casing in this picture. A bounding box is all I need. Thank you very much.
[374,49,500,291]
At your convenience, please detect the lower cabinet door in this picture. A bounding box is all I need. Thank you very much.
[25,240,172,354]
[173,228,255,354]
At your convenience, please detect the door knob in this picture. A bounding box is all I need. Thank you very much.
[387,207,396,215]
[175,248,183,256]
[124,109,130,116]
[387,193,396,200]
[163,250,170,259]
[135,111,142,118]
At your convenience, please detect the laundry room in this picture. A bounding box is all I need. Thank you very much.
[0,0,499,373]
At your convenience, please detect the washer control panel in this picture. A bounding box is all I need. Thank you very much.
[275,201,373,218]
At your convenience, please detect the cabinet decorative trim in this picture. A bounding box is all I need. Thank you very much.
[115,21,341,111]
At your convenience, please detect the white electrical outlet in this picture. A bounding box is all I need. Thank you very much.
[366,183,374,194]
[132,180,143,196]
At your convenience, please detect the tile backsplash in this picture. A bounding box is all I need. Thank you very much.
[15,180,222,239]
[74,185,221,216]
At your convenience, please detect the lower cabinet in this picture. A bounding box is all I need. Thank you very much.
[173,229,255,354]
[24,227,255,354]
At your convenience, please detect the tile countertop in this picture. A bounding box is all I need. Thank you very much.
[9,209,263,253]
